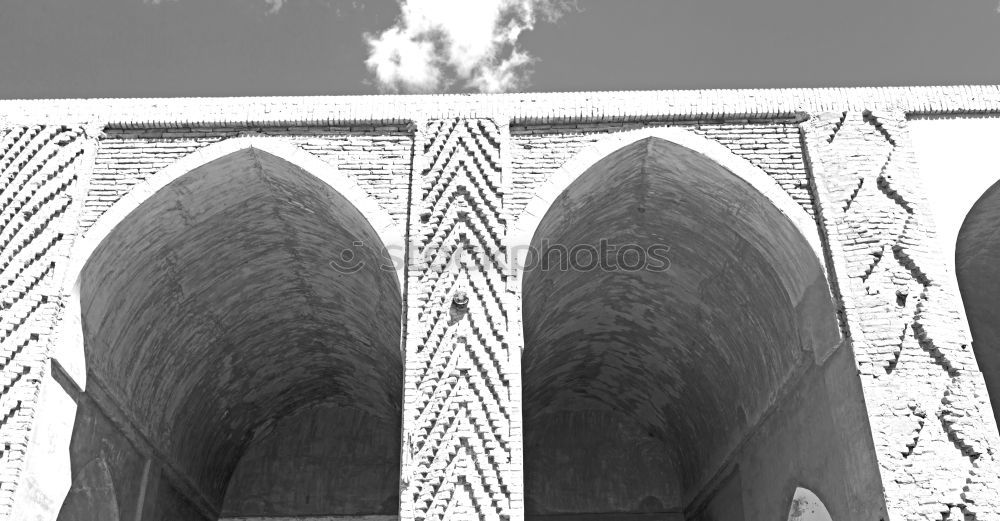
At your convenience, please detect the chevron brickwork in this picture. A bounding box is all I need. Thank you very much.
[400,118,522,521]
[0,125,93,517]
[803,110,1000,520]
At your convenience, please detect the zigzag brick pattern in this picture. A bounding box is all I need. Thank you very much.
[401,118,521,521]
[0,125,89,517]
[803,111,1000,521]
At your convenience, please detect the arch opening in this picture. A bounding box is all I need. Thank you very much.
[519,135,881,520]
[956,180,1000,426]
[56,146,403,520]
[786,488,833,521]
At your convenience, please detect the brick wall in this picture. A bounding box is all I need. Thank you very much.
[803,110,1000,520]
[0,125,94,517]
[87,125,412,229]
[509,119,814,219]
[3,87,1000,521]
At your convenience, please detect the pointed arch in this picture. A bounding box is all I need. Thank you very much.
[510,126,822,256]
[956,178,1000,424]
[54,136,405,387]
[41,136,405,518]
[509,126,838,360]
[515,127,847,516]
[70,136,404,287]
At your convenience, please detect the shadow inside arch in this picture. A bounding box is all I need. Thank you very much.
[56,456,120,521]
[45,139,406,520]
[516,130,878,520]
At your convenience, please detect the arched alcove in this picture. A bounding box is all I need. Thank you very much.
[54,140,404,520]
[514,130,884,520]
[956,179,1000,426]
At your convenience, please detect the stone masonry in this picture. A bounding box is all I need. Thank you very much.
[2,86,1000,521]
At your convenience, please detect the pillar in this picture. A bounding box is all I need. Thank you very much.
[802,110,1000,520]
[400,118,523,521]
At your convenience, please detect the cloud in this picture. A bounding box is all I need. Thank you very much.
[364,0,574,94]
[264,0,285,14]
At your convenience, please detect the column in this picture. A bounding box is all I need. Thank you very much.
[802,110,1000,520]
[400,118,523,521]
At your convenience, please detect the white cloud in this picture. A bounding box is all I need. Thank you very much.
[364,0,573,94]
[264,0,286,14]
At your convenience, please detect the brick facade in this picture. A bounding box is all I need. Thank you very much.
[2,87,1000,520]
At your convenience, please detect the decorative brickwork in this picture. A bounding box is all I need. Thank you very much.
[0,125,93,517]
[401,118,521,521]
[2,88,1000,521]
[803,110,1000,520]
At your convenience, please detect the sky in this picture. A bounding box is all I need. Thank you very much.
[1,0,999,99]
